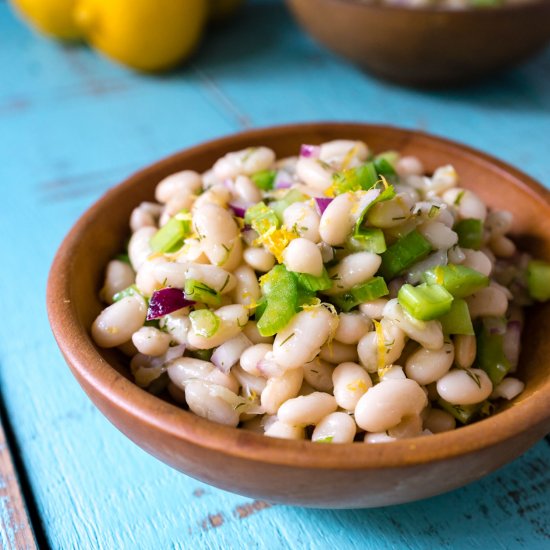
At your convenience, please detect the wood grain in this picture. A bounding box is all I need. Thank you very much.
[0,0,549,547]
[0,417,37,550]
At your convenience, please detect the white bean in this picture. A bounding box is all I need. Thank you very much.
[367,196,410,228]
[100,260,135,304]
[303,358,334,392]
[325,252,381,294]
[160,311,190,345]
[380,365,406,380]
[243,247,276,273]
[296,157,334,191]
[92,295,147,348]
[242,321,274,345]
[264,421,305,440]
[273,307,337,370]
[332,362,372,411]
[461,249,493,277]
[418,221,458,250]
[357,319,406,373]
[234,175,262,204]
[164,192,196,217]
[396,156,424,177]
[312,412,357,443]
[423,409,456,433]
[491,377,524,400]
[443,188,487,221]
[132,327,171,357]
[448,245,466,264]
[167,357,239,393]
[454,334,476,369]
[130,203,157,232]
[231,265,261,308]
[277,392,337,427]
[128,226,156,271]
[283,238,323,276]
[466,287,508,318]
[334,312,372,344]
[213,147,275,179]
[387,415,423,439]
[155,170,202,204]
[364,432,396,444]
[355,378,428,432]
[232,365,267,396]
[318,192,356,245]
[319,140,368,168]
[319,341,358,364]
[319,189,379,246]
[242,147,276,174]
[261,367,304,415]
[490,235,516,258]
[240,343,272,376]
[359,298,388,320]
[405,343,454,385]
[135,258,164,297]
[283,201,321,243]
[436,368,493,405]
[192,184,231,211]
[187,304,249,349]
[428,165,458,194]
[486,210,513,237]
[193,203,241,268]
[184,380,240,427]
[383,299,444,350]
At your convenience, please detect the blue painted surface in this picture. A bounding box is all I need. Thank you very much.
[1,0,549,548]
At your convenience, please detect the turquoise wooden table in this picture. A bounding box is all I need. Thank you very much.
[1,0,549,548]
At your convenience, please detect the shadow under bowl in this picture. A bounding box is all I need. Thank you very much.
[285,0,550,86]
[47,122,550,508]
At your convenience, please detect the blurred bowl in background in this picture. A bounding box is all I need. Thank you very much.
[285,0,550,86]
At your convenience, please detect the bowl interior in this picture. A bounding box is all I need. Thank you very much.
[49,123,550,471]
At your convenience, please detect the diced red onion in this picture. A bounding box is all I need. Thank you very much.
[300,144,320,158]
[503,321,521,369]
[314,197,333,215]
[274,170,293,189]
[147,288,195,320]
[229,202,248,218]
[211,334,253,374]
[485,316,507,336]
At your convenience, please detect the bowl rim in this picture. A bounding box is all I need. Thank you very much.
[47,121,550,470]
[299,0,550,15]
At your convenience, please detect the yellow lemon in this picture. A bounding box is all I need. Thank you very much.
[10,0,82,40]
[209,0,245,22]
[74,0,208,72]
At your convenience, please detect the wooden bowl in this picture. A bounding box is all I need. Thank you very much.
[47,123,550,508]
[285,0,550,86]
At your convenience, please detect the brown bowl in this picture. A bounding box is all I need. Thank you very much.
[47,123,550,508]
[285,0,550,86]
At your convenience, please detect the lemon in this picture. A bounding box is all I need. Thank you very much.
[74,0,208,72]
[209,0,245,22]
[10,0,81,40]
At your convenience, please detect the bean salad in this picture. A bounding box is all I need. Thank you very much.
[92,139,550,443]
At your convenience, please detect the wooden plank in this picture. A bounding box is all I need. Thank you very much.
[0,417,37,550]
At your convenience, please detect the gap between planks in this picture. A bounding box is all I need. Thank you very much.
[0,412,38,550]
